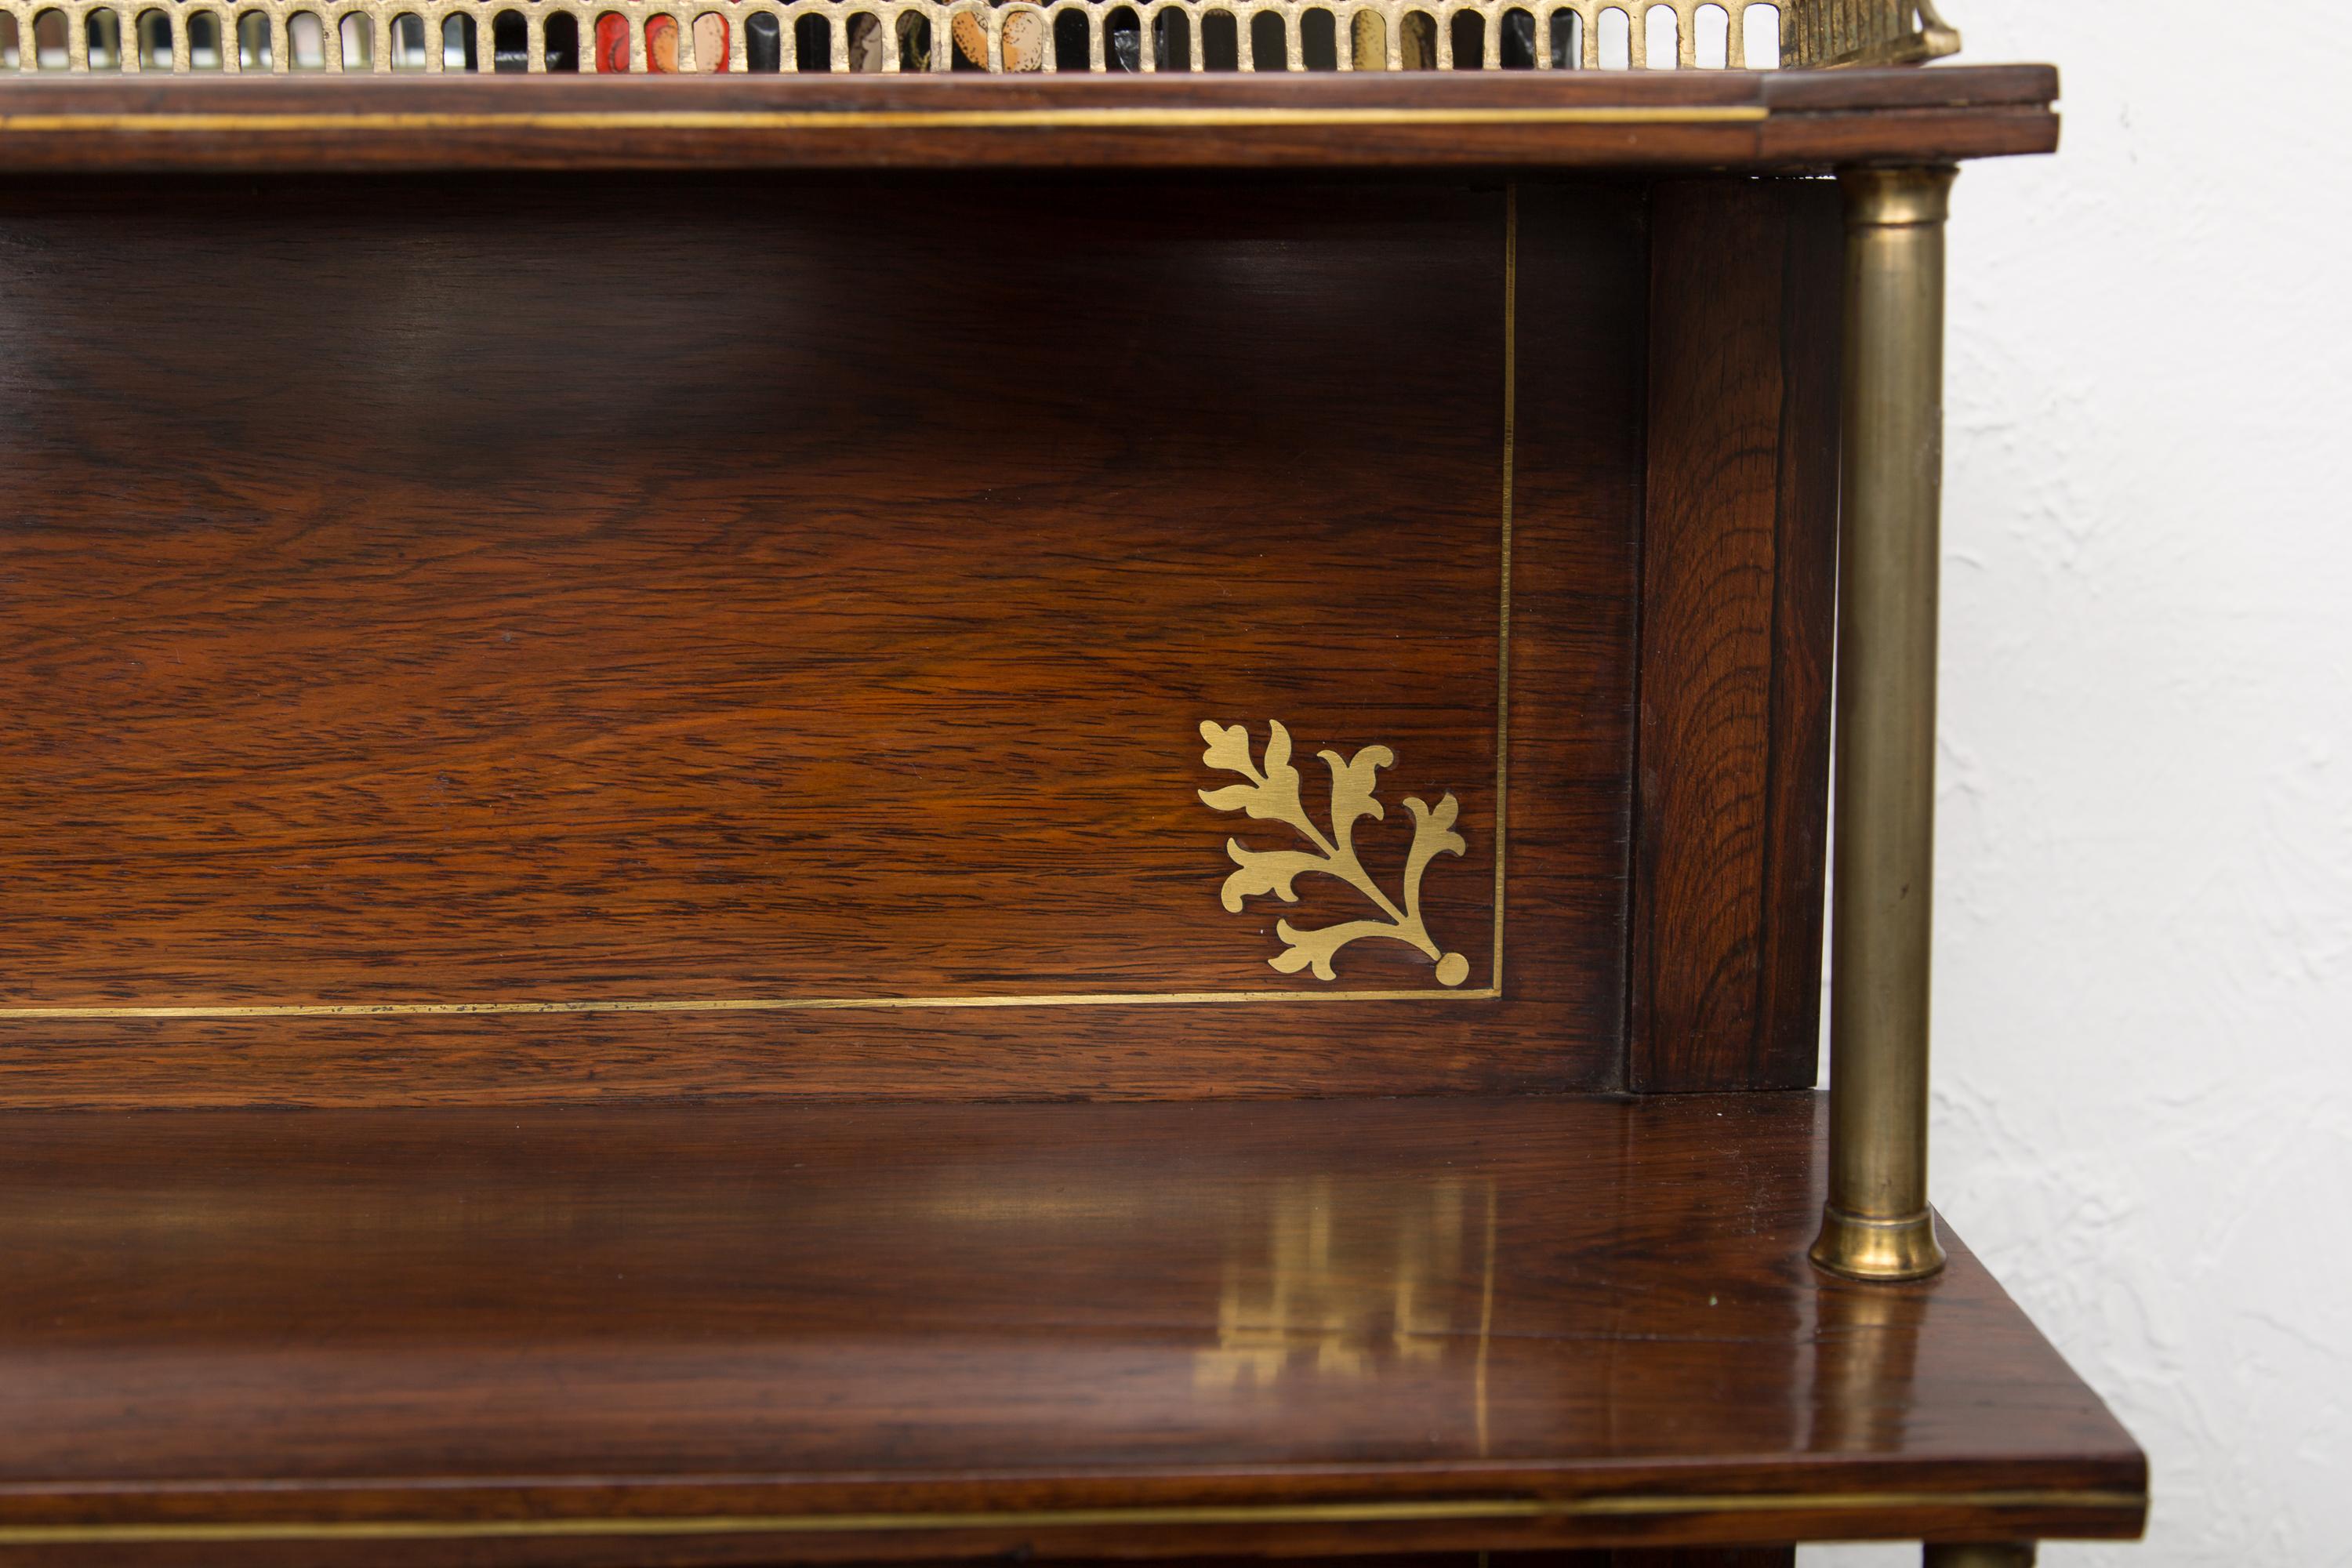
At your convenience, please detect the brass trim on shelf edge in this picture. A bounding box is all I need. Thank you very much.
[0,1491,2151,1545]
[0,106,1772,136]
[0,193,1521,1025]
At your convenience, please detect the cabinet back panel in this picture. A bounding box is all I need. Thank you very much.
[0,175,1646,1105]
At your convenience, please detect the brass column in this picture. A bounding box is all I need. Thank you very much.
[1809,165,1956,1283]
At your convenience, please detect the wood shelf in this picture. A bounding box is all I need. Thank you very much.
[0,65,2057,172]
[0,1092,2143,1561]
[0,56,2118,1565]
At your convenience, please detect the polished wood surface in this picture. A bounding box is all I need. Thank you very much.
[0,174,1663,1105]
[0,1093,2144,1563]
[1629,180,1839,1092]
[0,67,2059,173]
[0,70,2129,1567]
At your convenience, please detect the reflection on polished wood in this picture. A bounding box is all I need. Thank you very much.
[1194,1174,1490,1396]
[0,1094,2143,1563]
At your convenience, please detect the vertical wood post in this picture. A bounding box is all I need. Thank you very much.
[1809,165,1956,1283]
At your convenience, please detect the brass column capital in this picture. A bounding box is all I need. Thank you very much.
[1841,165,1958,230]
[1809,162,1958,1283]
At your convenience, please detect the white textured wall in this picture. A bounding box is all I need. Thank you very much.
[1800,3,2352,1564]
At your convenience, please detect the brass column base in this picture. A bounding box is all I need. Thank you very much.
[1809,1203,1947,1281]
[1923,1545,2035,1568]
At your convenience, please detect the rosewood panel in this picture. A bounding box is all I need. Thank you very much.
[0,173,1643,1104]
[1628,179,1840,1093]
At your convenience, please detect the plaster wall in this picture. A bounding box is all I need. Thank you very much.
[1799,2,2352,1563]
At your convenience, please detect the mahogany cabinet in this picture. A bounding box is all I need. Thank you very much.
[0,49,2140,1568]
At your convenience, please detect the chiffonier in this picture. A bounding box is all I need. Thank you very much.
[0,1,2143,1563]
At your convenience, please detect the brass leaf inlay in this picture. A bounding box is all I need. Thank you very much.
[1196,720,1468,988]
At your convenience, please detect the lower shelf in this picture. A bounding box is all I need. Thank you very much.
[0,1092,2144,1562]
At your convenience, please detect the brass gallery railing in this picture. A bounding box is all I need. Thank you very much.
[1,0,1954,74]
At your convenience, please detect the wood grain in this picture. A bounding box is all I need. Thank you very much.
[0,69,2060,173]
[0,173,1639,1105]
[1752,183,1844,1094]
[1628,180,1839,1093]
[0,71,2114,1568]
[0,1093,2147,1563]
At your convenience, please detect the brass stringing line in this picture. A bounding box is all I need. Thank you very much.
[1494,181,1516,994]
[1,989,1501,1020]
[0,1492,2151,1544]
[0,205,1527,1024]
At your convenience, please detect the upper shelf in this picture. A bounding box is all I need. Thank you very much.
[0,65,2057,172]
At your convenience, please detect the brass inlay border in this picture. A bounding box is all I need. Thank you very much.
[0,106,1769,135]
[0,1491,2152,1545]
[0,197,1522,1023]
[1,987,1497,1020]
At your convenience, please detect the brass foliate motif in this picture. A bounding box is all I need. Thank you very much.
[1196,720,1469,989]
